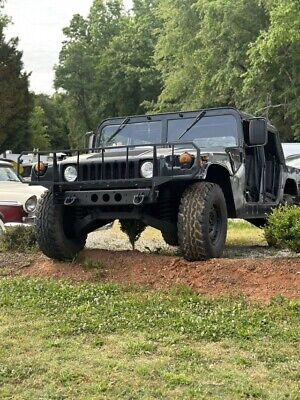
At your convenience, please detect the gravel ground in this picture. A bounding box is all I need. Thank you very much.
[86,222,295,259]
[86,222,175,254]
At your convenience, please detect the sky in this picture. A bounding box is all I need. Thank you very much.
[3,0,133,94]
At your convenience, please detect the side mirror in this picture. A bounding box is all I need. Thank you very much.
[248,118,267,146]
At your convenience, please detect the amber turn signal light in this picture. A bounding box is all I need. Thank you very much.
[179,152,194,168]
[34,161,47,174]
[179,152,193,165]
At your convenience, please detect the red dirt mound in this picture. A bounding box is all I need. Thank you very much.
[20,250,300,302]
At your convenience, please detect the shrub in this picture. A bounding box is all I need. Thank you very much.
[0,225,38,253]
[265,206,300,253]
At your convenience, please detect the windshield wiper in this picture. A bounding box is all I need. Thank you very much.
[105,116,130,146]
[177,110,206,140]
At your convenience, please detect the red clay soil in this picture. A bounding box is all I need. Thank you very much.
[19,250,300,302]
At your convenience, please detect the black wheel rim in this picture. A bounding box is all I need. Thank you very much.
[208,204,222,244]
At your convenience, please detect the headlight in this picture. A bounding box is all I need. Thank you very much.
[140,161,153,179]
[64,166,78,182]
[25,196,37,213]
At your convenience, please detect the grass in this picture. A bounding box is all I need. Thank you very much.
[227,220,266,247]
[0,279,299,399]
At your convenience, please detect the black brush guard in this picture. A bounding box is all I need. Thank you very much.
[18,142,202,190]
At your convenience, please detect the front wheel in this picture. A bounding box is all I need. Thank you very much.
[36,191,87,261]
[178,182,228,261]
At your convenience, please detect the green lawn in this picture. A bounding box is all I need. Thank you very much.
[0,279,299,399]
[227,220,266,247]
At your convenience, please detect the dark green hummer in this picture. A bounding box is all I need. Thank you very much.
[26,107,300,261]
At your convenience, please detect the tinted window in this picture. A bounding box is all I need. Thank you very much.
[98,121,162,147]
[167,115,239,148]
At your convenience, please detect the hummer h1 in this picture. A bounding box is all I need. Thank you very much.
[26,107,300,261]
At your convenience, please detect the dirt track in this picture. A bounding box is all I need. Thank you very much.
[2,249,299,302]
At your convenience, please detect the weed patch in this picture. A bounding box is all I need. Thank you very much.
[0,225,37,253]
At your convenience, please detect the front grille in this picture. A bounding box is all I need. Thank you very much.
[79,161,140,181]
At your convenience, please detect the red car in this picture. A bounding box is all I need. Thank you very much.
[0,201,28,234]
[0,201,26,223]
[0,160,45,234]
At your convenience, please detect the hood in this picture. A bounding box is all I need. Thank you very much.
[60,145,211,164]
[0,181,46,206]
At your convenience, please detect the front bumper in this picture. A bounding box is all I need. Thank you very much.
[4,216,35,228]
[58,188,158,207]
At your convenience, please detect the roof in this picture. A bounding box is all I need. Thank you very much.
[99,107,278,133]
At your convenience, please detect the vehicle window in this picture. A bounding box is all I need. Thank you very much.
[98,121,162,147]
[167,115,239,148]
[0,166,21,182]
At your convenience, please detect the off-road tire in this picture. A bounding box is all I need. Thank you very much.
[162,231,179,246]
[36,190,87,261]
[178,182,228,261]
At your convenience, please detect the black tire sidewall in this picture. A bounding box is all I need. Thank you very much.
[36,190,86,261]
[178,182,228,260]
[202,186,228,258]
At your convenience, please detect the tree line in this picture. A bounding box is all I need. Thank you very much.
[0,0,299,152]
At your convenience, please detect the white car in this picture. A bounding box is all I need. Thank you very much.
[286,154,300,169]
[0,160,45,230]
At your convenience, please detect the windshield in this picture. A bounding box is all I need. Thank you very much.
[97,121,162,147]
[168,115,239,148]
[0,166,21,182]
[97,114,239,148]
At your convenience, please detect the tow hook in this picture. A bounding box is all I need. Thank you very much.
[64,196,77,206]
[133,193,145,206]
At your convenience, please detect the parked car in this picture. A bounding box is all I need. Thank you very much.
[282,143,300,170]
[282,143,300,158]
[0,160,45,231]
[285,154,300,169]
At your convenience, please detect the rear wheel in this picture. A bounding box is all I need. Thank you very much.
[36,190,87,261]
[178,182,228,261]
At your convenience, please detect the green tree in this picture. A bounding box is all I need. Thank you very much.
[0,7,33,152]
[154,0,268,111]
[35,94,70,149]
[55,2,124,145]
[242,0,300,141]
[97,0,162,116]
[153,0,201,111]
[55,0,162,147]
[28,106,50,150]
